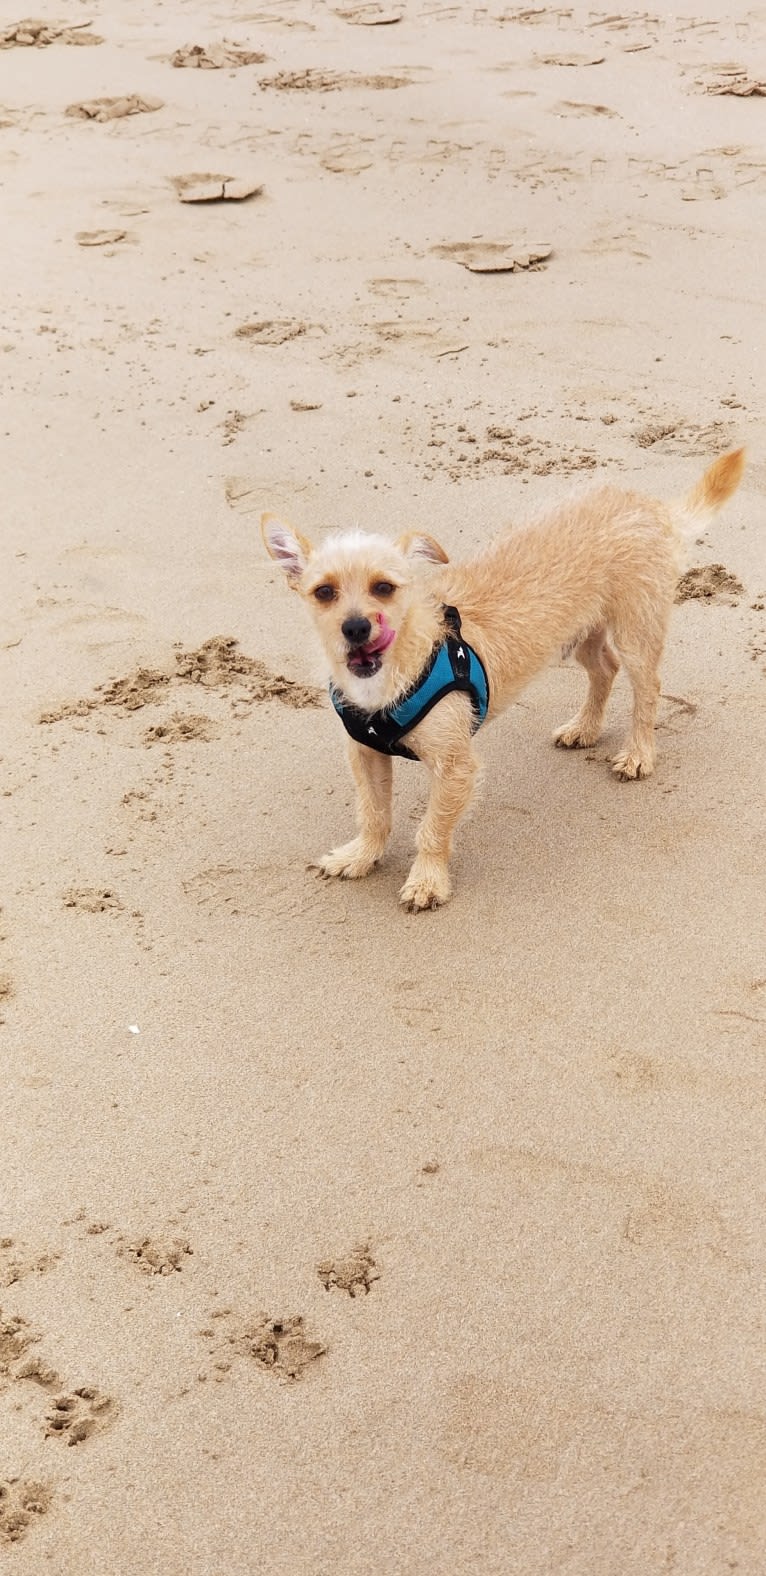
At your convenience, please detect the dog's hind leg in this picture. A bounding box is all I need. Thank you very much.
[312,742,392,879]
[553,625,620,750]
[609,626,666,781]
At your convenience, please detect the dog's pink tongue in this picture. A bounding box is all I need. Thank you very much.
[361,616,396,657]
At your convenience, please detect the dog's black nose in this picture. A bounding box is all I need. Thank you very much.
[342,615,372,646]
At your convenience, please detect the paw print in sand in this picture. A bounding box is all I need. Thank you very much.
[0,1236,60,1288]
[317,1243,379,1297]
[236,1316,326,1378]
[0,1308,36,1375]
[201,1311,326,1380]
[45,1386,116,1445]
[0,1479,51,1545]
[121,1236,192,1276]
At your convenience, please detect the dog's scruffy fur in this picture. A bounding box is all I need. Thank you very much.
[262,449,744,910]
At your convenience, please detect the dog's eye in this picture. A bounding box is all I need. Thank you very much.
[313,585,337,603]
[371,580,396,598]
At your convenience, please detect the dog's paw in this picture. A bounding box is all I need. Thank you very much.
[399,859,451,913]
[310,839,380,881]
[553,717,600,749]
[611,749,654,781]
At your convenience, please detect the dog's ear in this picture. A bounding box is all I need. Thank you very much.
[261,513,313,585]
[396,531,449,565]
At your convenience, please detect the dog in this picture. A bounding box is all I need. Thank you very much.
[262,448,744,911]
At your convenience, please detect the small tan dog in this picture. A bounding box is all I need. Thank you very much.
[262,448,744,910]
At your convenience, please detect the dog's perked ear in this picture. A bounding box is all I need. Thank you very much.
[261,513,314,585]
[395,531,449,564]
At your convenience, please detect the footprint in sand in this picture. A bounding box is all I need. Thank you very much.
[0,1479,52,1546]
[680,170,727,202]
[317,1244,380,1297]
[118,1235,193,1276]
[675,565,744,605]
[198,1310,326,1381]
[2,1305,116,1442]
[0,972,13,1021]
[0,1239,60,1289]
[368,277,426,299]
[44,1387,116,1445]
[441,1374,766,1540]
[171,42,268,69]
[142,714,218,745]
[320,142,375,175]
[0,19,102,47]
[234,319,310,345]
[66,95,163,122]
[62,887,124,914]
[621,1180,729,1258]
[370,320,461,353]
[698,68,766,97]
[0,1307,36,1376]
[75,229,133,248]
[555,100,619,118]
[63,1216,193,1278]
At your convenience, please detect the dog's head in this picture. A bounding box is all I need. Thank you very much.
[261,515,448,708]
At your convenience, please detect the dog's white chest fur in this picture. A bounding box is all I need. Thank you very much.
[336,666,390,713]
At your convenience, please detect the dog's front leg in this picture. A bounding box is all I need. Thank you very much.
[313,741,392,881]
[400,745,479,912]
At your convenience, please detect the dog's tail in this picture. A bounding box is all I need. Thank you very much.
[669,448,746,560]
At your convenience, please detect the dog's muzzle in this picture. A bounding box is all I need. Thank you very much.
[343,616,396,678]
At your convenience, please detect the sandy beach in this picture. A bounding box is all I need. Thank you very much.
[1,1,765,1570]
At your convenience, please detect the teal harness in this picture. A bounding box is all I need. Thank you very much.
[331,606,489,761]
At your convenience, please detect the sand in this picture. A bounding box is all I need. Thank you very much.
[1,1,765,1570]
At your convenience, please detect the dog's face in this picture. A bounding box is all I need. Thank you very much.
[262,516,448,708]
